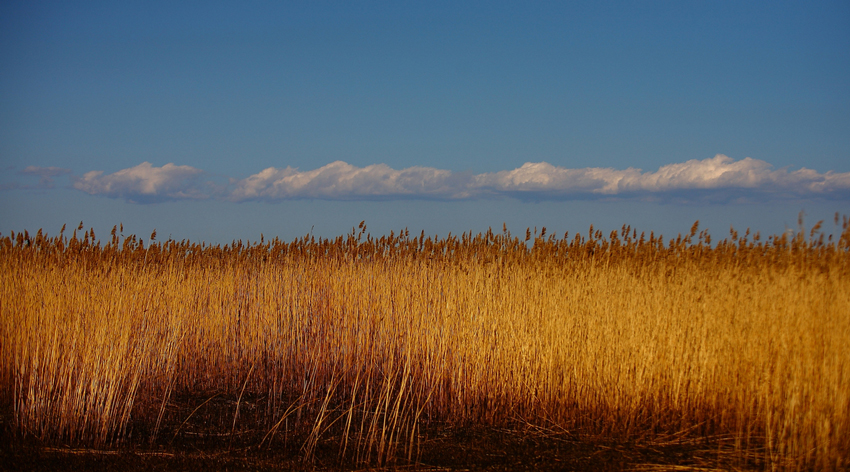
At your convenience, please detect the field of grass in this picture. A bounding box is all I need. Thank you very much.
[2,218,849,470]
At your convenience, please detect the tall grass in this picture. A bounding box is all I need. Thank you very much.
[2,218,849,469]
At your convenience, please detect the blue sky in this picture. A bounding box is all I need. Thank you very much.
[1,1,848,244]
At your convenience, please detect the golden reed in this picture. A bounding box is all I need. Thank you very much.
[2,217,849,469]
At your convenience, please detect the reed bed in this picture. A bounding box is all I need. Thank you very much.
[1,218,849,470]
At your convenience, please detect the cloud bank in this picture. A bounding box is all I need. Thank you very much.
[72,162,208,203]
[230,161,472,200]
[471,155,850,200]
[14,155,849,203]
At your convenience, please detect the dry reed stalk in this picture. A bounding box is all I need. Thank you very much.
[1,219,848,469]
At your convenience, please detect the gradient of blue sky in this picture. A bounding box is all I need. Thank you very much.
[1,1,848,244]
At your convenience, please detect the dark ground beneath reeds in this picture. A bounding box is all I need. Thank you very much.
[0,431,753,472]
[0,394,760,471]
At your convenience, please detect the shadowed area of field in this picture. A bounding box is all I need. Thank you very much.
[1,430,757,471]
[1,391,763,471]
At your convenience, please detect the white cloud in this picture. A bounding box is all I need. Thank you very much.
[471,162,642,195]
[472,155,850,200]
[27,155,849,203]
[72,162,206,202]
[616,155,796,193]
[229,161,469,201]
